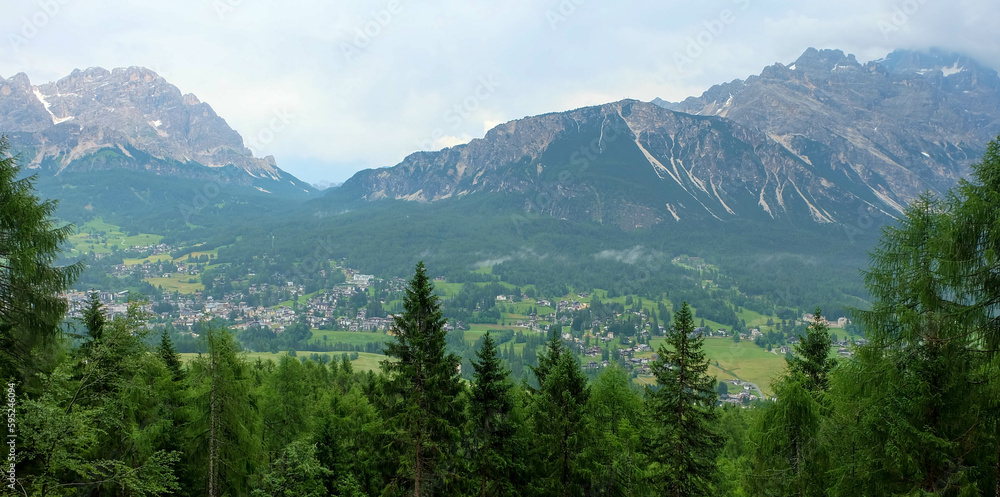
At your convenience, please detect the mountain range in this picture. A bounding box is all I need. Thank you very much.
[3,47,1000,308]
[3,48,997,231]
[331,48,1000,229]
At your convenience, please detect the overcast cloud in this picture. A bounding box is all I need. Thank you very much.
[2,0,998,184]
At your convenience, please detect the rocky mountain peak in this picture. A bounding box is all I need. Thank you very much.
[876,48,987,77]
[337,48,1000,231]
[6,72,32,89]
[792,48,860,74]
[0,66,313,196]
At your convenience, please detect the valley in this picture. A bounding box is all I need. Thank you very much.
[4,4,1000,490]
[62,217,865,397]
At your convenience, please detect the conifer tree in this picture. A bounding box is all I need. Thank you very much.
[941,136,1000,495]
[469,332,522,496]
[259,355,310,458]
[745,373,824,497]
[584,364,649,496]
[381,261,465,496]
[19,303,182,496]
[530,332,589,497]
[829,194,992,495]
[531,328,563,389]
[159,329,185,381]
[189,325,262,497]
[0,137,82,377]
[787,308,835,393]
[648,301,721,497]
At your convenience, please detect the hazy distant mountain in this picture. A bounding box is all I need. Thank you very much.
[332,48,1000,229]
[0,66,313,197]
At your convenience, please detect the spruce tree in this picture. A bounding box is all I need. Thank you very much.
[0,137,82,378]
[531,328,563,389]
[530,339,589,497]
[469,332,522,496]
[648,301,721,497]
[159,329,185,381]
[584,364,649,496]
[381,261,465,496]
[787,308,835,393]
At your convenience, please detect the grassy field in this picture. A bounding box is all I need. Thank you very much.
[433,281,463,297]
[649,337,786,396]
[66,218,163,257]
[145,276,204,293]
[176,249,220,263]
[277,290,321,308]
[309,330,391,348]
[735,307,773,328]
[123,253,174,266]
[350,352,389,372]
[179,351,389,372]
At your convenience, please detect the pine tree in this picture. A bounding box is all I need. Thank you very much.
[787,308,835,393]
[584,364,649,496]
[381,261,465,496]
[530,339,589,497]
[648,301,721,497]
[259,355,310,458]
[159,329,185,381]
[0,137,82,378]
[942,136,1000,496]
[469,332,522,496]
[531,328,563,389]
[82,291,106,341]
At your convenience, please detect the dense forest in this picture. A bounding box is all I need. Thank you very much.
[3,134,1000,496]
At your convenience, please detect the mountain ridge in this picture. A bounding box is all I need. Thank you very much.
[327,48,1000,231]
[0,66,314,197]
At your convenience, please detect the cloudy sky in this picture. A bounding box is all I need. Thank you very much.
[2,0,998,185]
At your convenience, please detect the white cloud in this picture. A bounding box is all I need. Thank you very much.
[1,1,998,183]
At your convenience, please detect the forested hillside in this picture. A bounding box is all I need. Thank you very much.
[2,136,999,495]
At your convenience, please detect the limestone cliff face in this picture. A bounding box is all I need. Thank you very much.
[0,67,311,195]
[659,48,999,207]
[338,48,1000,229]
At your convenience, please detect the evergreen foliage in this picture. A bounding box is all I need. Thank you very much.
[0,136,83,378]
[786,308,835,393]
[648,301,721,497]
[530,335,590,496]
[469,332,524,496]
[381,261,466,496]
[8,137,1000,497]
